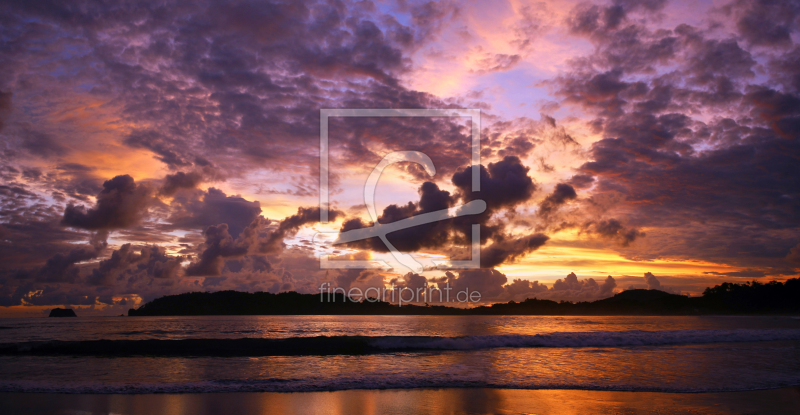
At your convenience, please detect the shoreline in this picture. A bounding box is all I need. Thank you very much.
[2,387,799,414]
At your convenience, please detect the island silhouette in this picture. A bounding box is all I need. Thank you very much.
[128,278,800,316]
[48,308,77,317]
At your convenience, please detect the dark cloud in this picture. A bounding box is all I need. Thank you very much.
[261,206,342,253]
[185,223,250,276]
[742,86,800,138]
[768,46,800,94]
[568,174,595,189]
[567,0,667,38]
[124,130,198,169]
[0,214,88,273]
[0,184,35,198]
[480,233,549,268]
[5,231,108,285]
[185,205,339,276]
[51,164,105,200]
[538,183,578,219]
[723,0,800,47]
[390,272,429,292]
[551,2,800,267]
[339,181,455,252]
[681,35,755,86]
[339,156,542,263]
[452,156,537,211]
[582,219,645,247]
[19,130,69,159]
[167,187,261,239]
[61,175,154,231]
[334,268,384,291]
[159,167,221,197]
[35,244,103,283]
[0,91,10,132]
[88,244,183,285]
[786,243,800,264]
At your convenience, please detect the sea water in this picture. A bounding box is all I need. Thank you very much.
[0,315,798,393]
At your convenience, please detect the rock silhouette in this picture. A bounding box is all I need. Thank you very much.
[48,308,77,317]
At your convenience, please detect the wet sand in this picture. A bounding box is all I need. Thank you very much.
[2,387,800,415]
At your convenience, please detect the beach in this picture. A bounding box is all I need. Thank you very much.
[2,388,800,415]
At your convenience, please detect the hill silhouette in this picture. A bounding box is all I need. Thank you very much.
[129,278,800,316]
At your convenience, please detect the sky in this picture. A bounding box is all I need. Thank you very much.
[1,0,799,316]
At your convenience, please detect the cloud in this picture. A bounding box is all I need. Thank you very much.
[624,272,681,294]
[338,156,545,267]
[185,204,339,276]
[471,53,522,74]
[167,187,262,239]
[88,244,183,285]
[339,181,455,252]
[5,230,107,285]
[448,268,508,300]
[538,183,578,220]
[480,233,549,268]
[453,156,537,211]
[185,223,250,276]
[159,167,222,197]
[61,175,154,231]
[0,91,10,132]
[582,219,645,247]
[643,271,661,289]
[35,243,104,283]
[786,243,800,264]
[548,2,800,267]
[1,0,799,312]
[390,272,429,292]
[260,206,342,253]
[550,272,618,301]
[568,174,595,189]
[433,269,618,302]
[723,0,800,47]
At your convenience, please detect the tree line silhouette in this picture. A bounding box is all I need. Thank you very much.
[128,278,800,316]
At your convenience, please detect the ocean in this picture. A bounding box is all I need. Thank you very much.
[1,315,799,394]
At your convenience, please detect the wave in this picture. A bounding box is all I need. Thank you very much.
[115,329,263,336]
[1,375,799,394]
[116,329,178,336]
[1,329,798,357]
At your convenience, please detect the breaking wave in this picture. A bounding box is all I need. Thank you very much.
[2,374,800,394]
[1,329,798,356]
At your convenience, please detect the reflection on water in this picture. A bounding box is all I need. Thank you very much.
[1,315,797,342]
[1,340,798,392]
[2,388,800,415]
